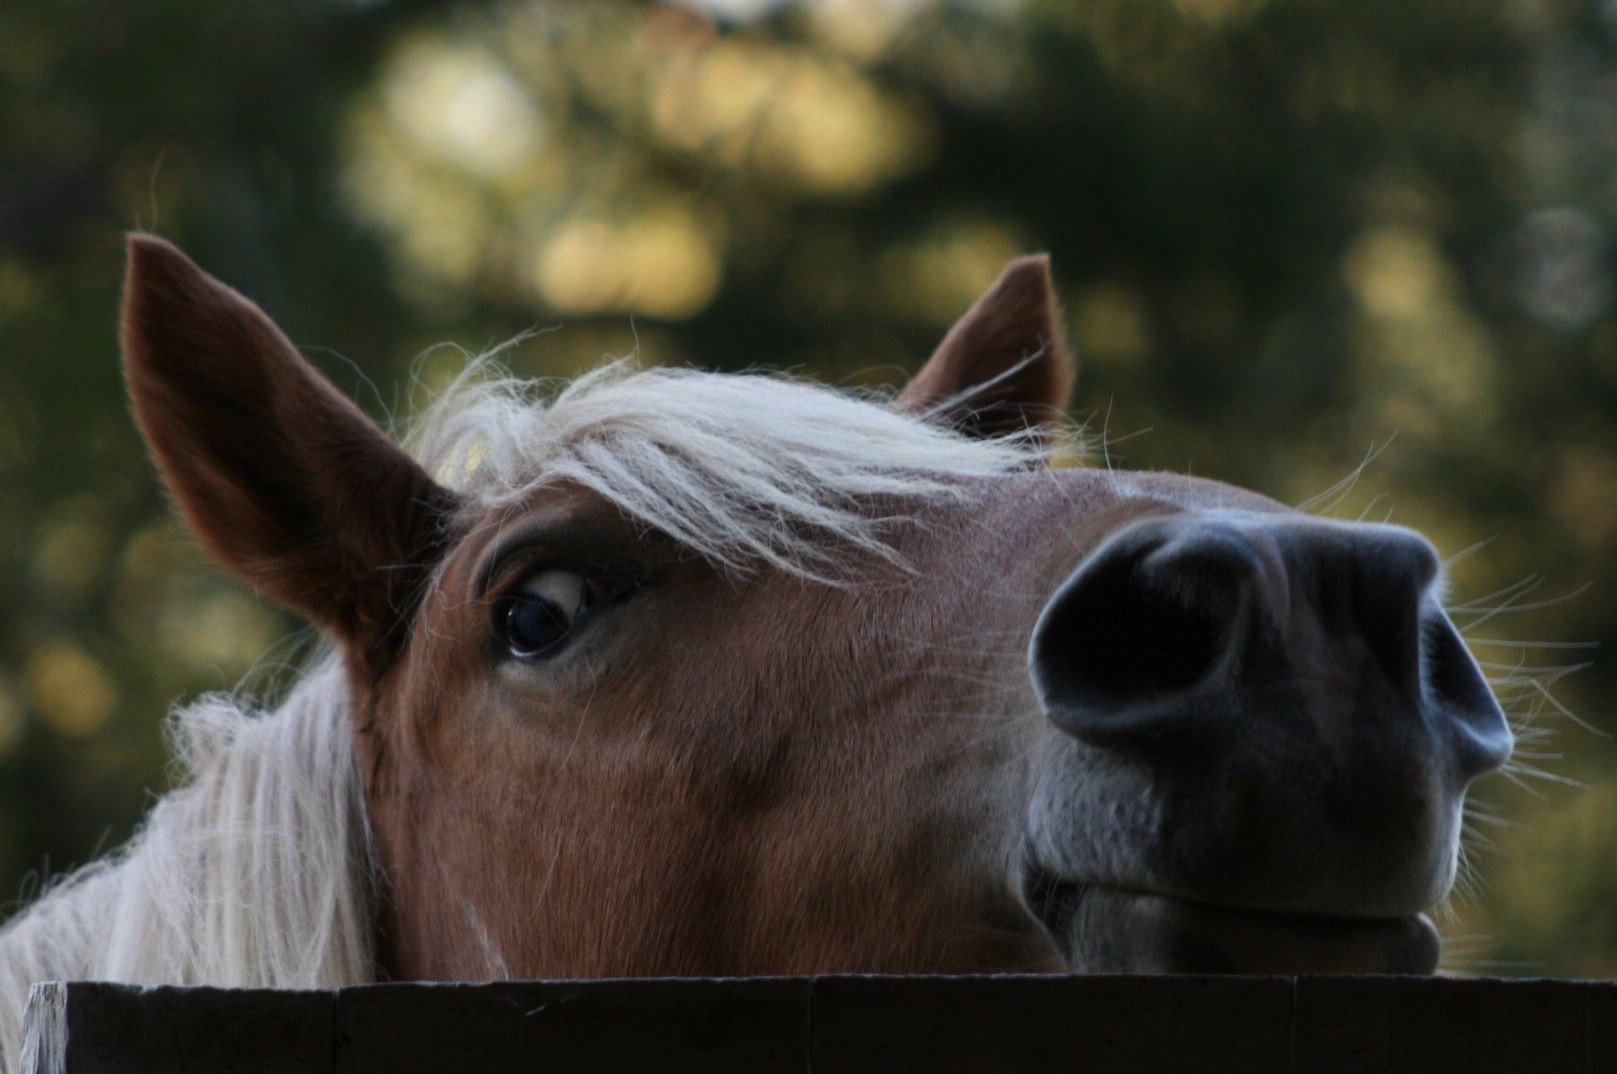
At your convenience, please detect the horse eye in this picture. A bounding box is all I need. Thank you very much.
[494,569,589,661]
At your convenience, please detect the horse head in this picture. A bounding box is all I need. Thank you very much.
[119,235,1510,980]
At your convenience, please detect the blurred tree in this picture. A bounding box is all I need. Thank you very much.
[1,0,1613,974]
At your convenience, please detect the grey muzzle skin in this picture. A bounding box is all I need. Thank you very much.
[1024,512,1512,973]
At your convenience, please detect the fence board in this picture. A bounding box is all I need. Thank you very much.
[25,975,1617,1073]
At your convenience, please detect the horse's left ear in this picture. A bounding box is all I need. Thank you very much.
[898,254,1074,437]
[121,235,461,668]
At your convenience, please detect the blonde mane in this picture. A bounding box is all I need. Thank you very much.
[0,364,1053,1069]
[0,660,371,1072]
[414,362,1050,578]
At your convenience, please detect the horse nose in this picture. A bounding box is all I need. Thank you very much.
[1028,514,1513,781]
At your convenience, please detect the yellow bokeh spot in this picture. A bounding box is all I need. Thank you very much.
[1544,446,1617,553]
[533,206,724,319]
[342,115,500,299]
[383,37,542,179]
[806,0,915,64]
[156,591,281,673]
[1073,283,1152,370]
[27,643,117,739]
[1343,222,1500,434]
[649,38,932,196]
[1344,224,1448,319]
[342,16,933,318]
[31,500,113,603]
[116,523,183,591]
[879,218,1025,325]
[1354,312,1498,435]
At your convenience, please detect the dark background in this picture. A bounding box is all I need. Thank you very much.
[2,0,1614,974]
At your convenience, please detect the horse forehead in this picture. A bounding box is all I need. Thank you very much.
[428,467,1294,588]
[1067,469,1291,513]
[435,483,641,585]
[917,468,1292,555]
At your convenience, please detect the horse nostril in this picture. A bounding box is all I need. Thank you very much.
[1029,519,1255,746]
[1340,530,1439,696]
[1030,512,1515,782]
[1422,613,1514,777]
[1036,553,1223,709]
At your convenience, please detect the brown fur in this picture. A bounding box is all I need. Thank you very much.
[365,488,1073,977]
[121,237,460,675]
[896,254,1074,437]
[122,240,1084,979]
[119,238,1509,982]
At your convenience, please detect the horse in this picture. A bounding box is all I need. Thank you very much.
[0,235,1511,1068]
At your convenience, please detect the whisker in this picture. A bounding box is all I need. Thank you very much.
[1440,538,1495,572]
[1295,438,1393,515]
[1468,638,1597,652]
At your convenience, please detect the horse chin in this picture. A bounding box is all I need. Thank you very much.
[1024,871,1442,975]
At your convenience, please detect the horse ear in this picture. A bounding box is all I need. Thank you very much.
[897,254,1074,437]
[121,235,460,667]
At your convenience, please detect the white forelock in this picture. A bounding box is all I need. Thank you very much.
[411,361,1053,578]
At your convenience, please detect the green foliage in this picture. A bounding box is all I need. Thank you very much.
[2,0,1614,974]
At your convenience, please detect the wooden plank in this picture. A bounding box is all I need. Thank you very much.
[1589,978,1617,1070]
[336,977,808,1074]
[23,975,1617,1073]
[23,981,333,1074]
[1294,976,1593,1074]
[810,974,1293,1074]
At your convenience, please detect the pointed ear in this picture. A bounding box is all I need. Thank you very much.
[121,235,460,669]
[897,254,1074,437]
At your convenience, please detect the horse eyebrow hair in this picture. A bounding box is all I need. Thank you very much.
[471,516,649,602]
[405,360,1068,582]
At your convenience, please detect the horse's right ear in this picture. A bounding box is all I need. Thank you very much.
[898,254,1074,437]
[121,235,460,668]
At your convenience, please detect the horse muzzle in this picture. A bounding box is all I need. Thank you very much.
[1021,511,1512,973]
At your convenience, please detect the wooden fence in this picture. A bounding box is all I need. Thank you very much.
[25,974,1617,1073]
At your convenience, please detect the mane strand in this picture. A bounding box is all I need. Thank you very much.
[0,661,371,1072]
[413,362,1060,579]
